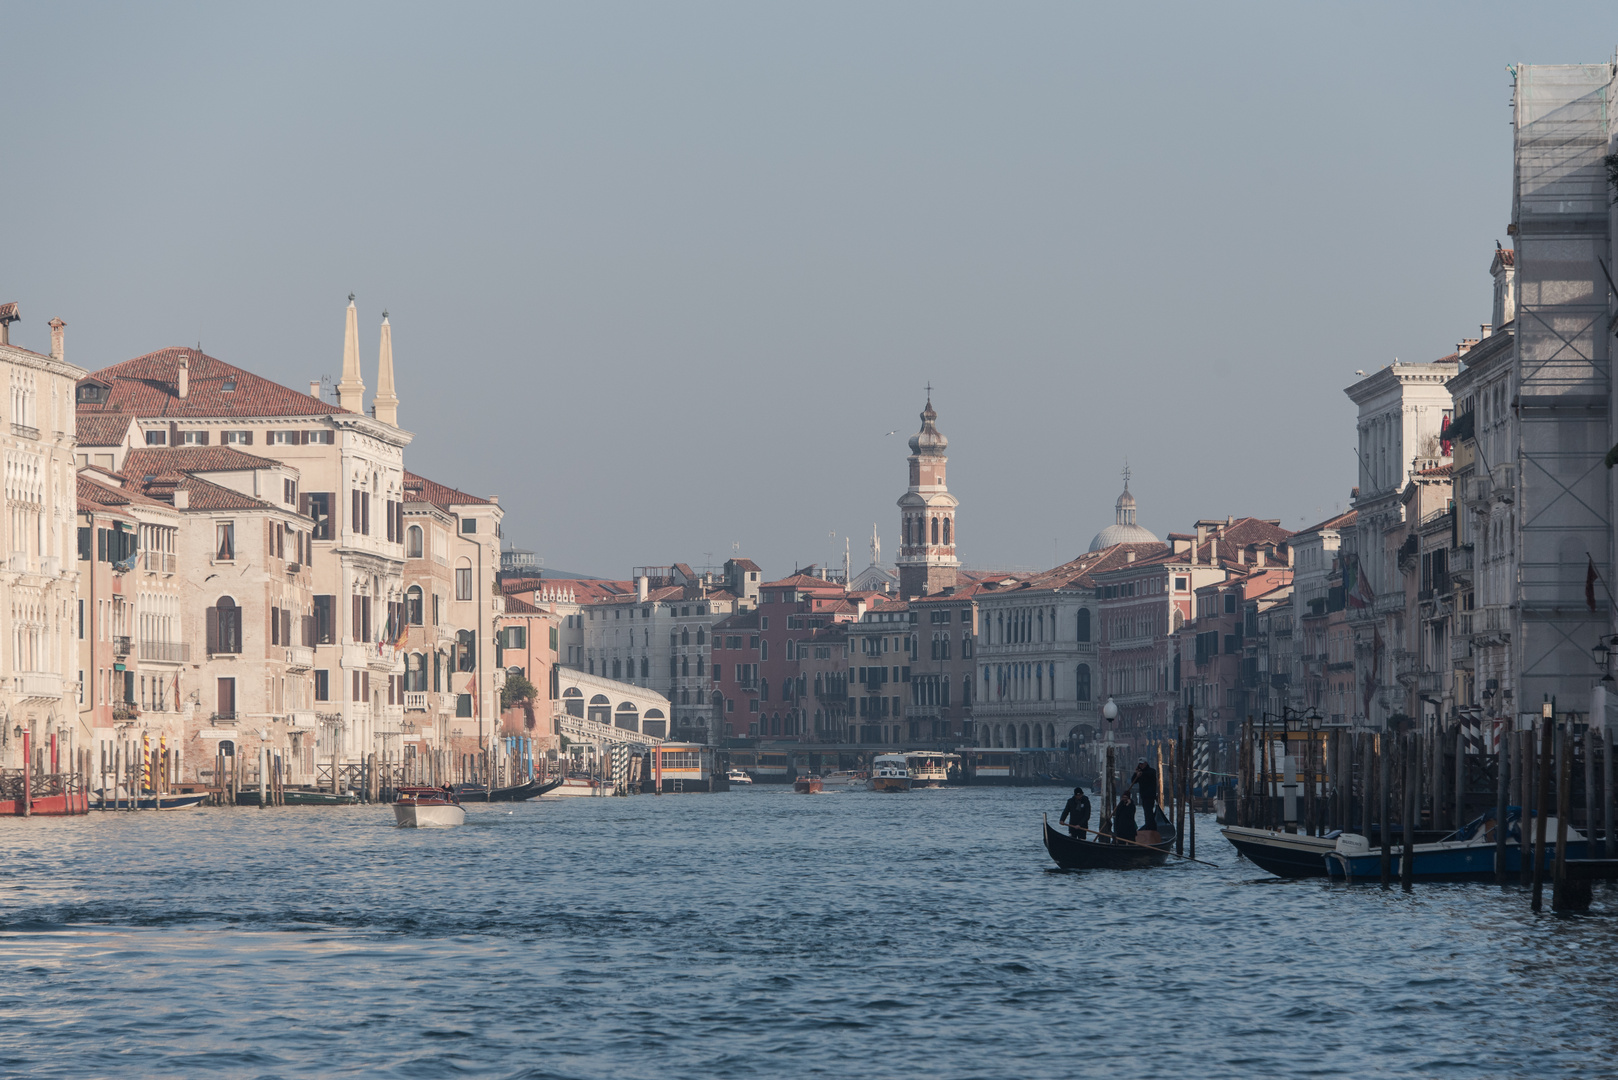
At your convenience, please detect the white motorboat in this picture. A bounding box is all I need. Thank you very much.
[867,755,911,792]
[393,787,466,827]
[726,768,753,785]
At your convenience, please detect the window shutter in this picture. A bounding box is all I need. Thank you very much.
[300,430,310,445]
[206,607,219,654]
[270,606,280,645]
[282,610,291,647]
[352,595,361,641]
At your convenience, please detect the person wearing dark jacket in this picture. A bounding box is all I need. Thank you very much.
[1112,791,1138,843]
[1059,787,1092,839]
[1131,758,1159,829]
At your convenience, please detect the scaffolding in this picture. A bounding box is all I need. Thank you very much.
[1510,60,1617,716]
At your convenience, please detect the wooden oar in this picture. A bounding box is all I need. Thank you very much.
[1048,815,1222,868]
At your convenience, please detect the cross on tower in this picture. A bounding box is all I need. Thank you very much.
[925,382,933,403]
[1122,461,1131,490]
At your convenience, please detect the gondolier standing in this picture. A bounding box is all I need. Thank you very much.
[1059,787,1092,839]
[1131,758,1159,828]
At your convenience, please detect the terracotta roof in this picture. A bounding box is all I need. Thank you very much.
[1294,509,1357,536]
[1415,463,1453,478]
[129,472,280,512]
[77,473,173,512]
[76,414,132,447]
[762,573,847,591]
[81,347,342,419]
[728,558,762,573]
[1496,248,1515,267]
[123,446,283,479]
[403,470,491,510]
[503,595,544,615]
[714,610,762,631]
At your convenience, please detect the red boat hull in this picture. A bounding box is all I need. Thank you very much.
[0,791,91,816]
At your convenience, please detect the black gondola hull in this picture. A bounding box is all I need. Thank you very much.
[1042,818,1175,870]
[454,777,563,803]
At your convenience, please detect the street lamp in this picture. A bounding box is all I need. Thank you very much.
[1102,697,1118,726]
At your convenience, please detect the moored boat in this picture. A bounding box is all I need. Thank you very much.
[793,775,824,794]
[1221,825,1338,878]
[867,754,911,792]
[1043,812,1177,870]
[538,776,610,798]
[393,786,465,827]
[93,789,207,811]
[454,776,562,802]
[1324,810,1588,883]
[282,788,360,806]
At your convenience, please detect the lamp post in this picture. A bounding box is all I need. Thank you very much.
[1101,697,1119,816]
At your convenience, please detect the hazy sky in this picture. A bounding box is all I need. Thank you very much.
[5,4,1612,578]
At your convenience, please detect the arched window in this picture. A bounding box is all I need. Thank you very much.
[696,628,706,645]
[406,524,423,559]
[1076,608,1090,642]
[563,687,584,717]
[640,657,649,679]
[405,652,426,692]
[931,516,939,545]
[943,518,951,546]
[681,657,690,676]
[1075,663,1090,701]
[209,596,242,654]
[1022,723,1031,747]
[681,627,690,645]
[588,694,611,724]
[611,659,622,679]
[405,585,423,625]
[615,702,640,732]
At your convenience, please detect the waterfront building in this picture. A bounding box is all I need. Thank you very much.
[844,599,913,745]
[2,309,87,773]
[971,543,1151,753]
[400,471,504,783]
[896,396,958,600]
[1343,352,1456,728]
[117,448,318,783]
[906,583,986,747]
[1445,283,1518,732]
[1289,509,1356,717]
[800,620,851,742]
[78,299,411,774]
[74,472,184,769]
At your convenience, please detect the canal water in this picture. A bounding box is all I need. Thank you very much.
[1,786,1615,1079]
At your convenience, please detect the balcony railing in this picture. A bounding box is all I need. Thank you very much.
[13,672,63,701]
[112,635,132,657]
[138,640,191,663]
[142,551,177,574]
[404,691,429,712]
[285,646,314,671]
[10,422,39,440]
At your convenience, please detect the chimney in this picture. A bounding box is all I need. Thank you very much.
[310,380,322,399]
[49,317,65,360]
[636,575,648,601]
[1211,538,1219,564]
[0,302,18,345]
[177,355,189,399]
[1126,551,1135,563]
[173,489,189,510]
[1237,546,1246,566]
[1480,323,1492,338]
[1256,546,1266,567]
[1195,524,1206,547]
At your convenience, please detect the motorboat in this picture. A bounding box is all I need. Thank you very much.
[1043,810,1177,870]
[867,755,911,792]
[793,775,824,794]
[1220,825,1338,878]
[393,786,466,827]
[819,770,864,788]
[1325,809,1590,883]
[725,768,753,786]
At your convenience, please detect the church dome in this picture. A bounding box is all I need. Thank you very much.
[908,398,948,454]
[1088,472,1159,551]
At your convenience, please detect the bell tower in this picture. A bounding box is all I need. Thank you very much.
[896,391,959,599]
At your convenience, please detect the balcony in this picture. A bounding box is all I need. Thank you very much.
[142,551,177,574]
[139,639,190,663]
[404,691,429,712]
[10,422,39,440]
[211,712,237,723]
[285,646,314,671]
[13,672,63,701]
[1449,545,1475,584]
[1450,635,1473,666]
[112,635,132,657]
[1374,592,1406,616]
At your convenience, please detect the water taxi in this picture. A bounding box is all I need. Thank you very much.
[728,750,791,783]
[793,775,824,794]
[725,767,754,785]
[867,754,911,792]
[903,751,960,788]
[393,786,466,827]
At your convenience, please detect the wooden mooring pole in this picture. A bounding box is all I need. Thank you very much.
[1531,709,1553,913]
[1552,723,1577,911]
[1379,733,1391,887]
[1401,733,1416,892]
[1495,722,1509,884]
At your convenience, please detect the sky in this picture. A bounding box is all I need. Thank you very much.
[3,3,1613,579]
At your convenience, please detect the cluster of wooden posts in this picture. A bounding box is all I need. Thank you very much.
[1,740,93,815]
[98,739,180,809]
[1227,712,1617,910]
[1101,715,1201,860]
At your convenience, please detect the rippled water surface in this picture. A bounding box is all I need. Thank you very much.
[2,786,1616,1079]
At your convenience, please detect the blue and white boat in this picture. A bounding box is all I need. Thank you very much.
[1324,809,1590,882]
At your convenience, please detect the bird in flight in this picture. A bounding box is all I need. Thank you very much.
[1354,370,1366,377]
[884,430,898,436]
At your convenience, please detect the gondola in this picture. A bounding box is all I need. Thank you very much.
[452,776,563,803]
[1042,810,1176,870]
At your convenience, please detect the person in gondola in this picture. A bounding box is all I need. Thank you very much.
[1112,790,1138,844]
[1131,757,1159,829]
[1059,787,1092,840]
